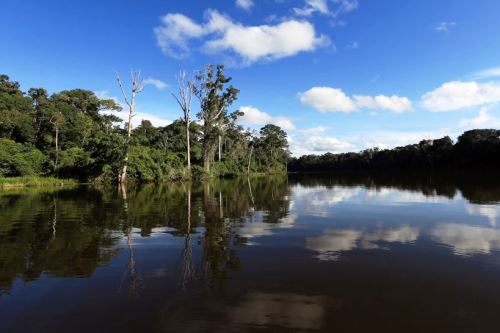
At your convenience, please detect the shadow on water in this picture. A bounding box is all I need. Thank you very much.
[1,172,500,332]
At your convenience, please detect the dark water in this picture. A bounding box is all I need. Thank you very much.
[1,174,500,332]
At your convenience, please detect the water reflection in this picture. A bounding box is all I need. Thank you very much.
[228,292,327,330]
[1,173,500,331]
[431,223,500,256]
[306,225,420,261]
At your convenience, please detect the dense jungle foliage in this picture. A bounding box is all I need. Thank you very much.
[0,69,290,182]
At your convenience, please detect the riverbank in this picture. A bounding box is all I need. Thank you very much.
[0,177,79,188]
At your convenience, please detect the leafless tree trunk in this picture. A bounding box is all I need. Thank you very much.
[55,125,59,167]
[116,70,143,184]
[247,145,253,174]
[171,71,194,172]
[49,112,64,171]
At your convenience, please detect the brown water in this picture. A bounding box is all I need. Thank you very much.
[1,174,500,332]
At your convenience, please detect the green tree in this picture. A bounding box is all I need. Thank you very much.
[195,65,239,172]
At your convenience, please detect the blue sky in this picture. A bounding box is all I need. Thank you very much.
[2,0,500,155]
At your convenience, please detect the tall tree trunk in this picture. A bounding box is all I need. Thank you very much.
[203,150,211,172]
[120,107,133,184]
[218,135,222,162]
[247,145,253,174]
[55,126,59,169]
[186,121,191,171]
[116,71,143,184]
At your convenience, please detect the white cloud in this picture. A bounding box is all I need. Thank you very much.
[101,110,172,129]
[294,0,329,16]
[434,21,456,33]
[143,77,167,90]
[299,87,412,113]
[95,90,172,128]
[356,129,453,150]
[303,135,355,152]
[236,0,254,11]
[421,81,500,112]
[471,67,500,80]
[293,0,359,17]
[290,132,356,155]
[239,106,272,124]
[354,95,413,113]
[459,107,500,128]
[155,10,329,65]
[299,87,356,113]
[154,13,205,58]
[238,106,295,130]
[273,117,296,130]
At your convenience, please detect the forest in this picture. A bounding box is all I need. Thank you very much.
[288,129,500,173]
[1,67,499,184]
[0,66,289,182]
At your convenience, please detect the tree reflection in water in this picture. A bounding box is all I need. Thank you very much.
[117,183,143,298]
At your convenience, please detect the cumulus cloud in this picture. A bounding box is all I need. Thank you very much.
[434,21,456,33]
[154,10,329,65]
[421,81,500,112]
[95,90,172,128]
[299,87,356,113]
[299,87,412,113]
[459,107,500,129]
[290,130,356,156]
[102,110,172,128]
[143,77,167,90]
[238,106,295,130]
[471,67,500,80]
[357,129,453,150]
[235,0,254,11]
[354,95,413,113]
[154,13,205,58]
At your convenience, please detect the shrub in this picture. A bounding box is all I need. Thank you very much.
[0,138,47,176]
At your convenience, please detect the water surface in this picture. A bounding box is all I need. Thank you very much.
[1,174,500,332]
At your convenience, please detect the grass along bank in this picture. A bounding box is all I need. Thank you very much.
[0,177,78,188]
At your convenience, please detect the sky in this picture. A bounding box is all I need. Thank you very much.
[1,0,500,156]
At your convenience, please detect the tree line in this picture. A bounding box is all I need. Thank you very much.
[288,129,500,173]
[0,65,290,182]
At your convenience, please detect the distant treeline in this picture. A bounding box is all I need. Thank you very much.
[0,69,290,182]
[288,129,500,172]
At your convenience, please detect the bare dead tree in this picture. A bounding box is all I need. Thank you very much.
[49,111,64,170]
[247,144,253,174]
[171,71,195,171]
[116,70,144,184]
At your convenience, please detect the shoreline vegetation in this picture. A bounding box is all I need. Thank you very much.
[1,70,498,186]
[0,176,78,188]
[0,67,289,183]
